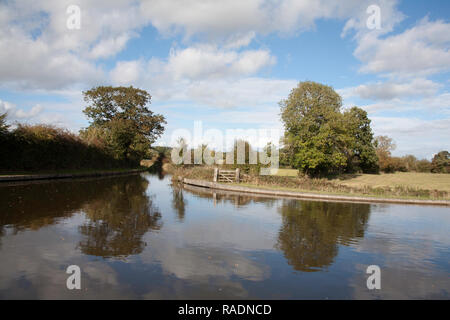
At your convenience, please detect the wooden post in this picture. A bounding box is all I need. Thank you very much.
[235,168,240,183]
[214,168,218,182]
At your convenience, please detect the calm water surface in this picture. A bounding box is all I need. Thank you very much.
[0,173,449,299]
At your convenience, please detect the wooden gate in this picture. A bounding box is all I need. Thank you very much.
[214,168,240,183]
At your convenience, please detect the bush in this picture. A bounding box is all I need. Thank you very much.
[416,159,432,172]
[0,124,132,172]
[431,151,450,173]
[378,154,432,173]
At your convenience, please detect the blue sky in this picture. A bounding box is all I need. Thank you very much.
[0,0,449,159]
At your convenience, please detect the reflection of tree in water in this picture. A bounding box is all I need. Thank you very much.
[0,178,121,234]
[182,184,277,208]
[276,200,370,272]
[171,185,186,221]
[78,175,162,258]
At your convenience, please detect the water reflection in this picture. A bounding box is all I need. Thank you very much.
[276,200,370,272]
[182,184,277,208]
[78,176,161,258]
[0,179,90,232]
[171,185,186,221]
[182,185,370,272]
[0,174,449,299]
[0,174,161,259]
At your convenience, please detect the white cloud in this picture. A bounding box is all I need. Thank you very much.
[0,94,86,132]
[370,116,450,158]
[354,18,450,77]
[109,46,280,108]
[88,33,134,59]
[0,0,144,89]
[224,32,256,49]
[0,0,406,91]
[186,78,296,108]
[110,60,143,85]
[141,0,402,40]
[340,78,441,101]
[0,100,44,120]
[357,92,450,115]
[166,46,276,80]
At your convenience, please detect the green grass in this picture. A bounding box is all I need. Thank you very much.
[272,169,450,193]
[335,172,450,192]
[271,168,298,176]
[228,182,447,201]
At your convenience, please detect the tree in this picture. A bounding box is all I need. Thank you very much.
[431,151,450,173]
[373,135,396,172]
[280,81,349,176]
[416,159,432,172]
[402,155,418,171]
[229,139,260,174]
[343,107,379,173]
[0,113,8,136]
[82,86,166,162]
[279,137,295,167]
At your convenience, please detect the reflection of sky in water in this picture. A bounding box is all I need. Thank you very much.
[0,173,449,299]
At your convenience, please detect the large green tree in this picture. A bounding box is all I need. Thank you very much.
[280,82,379,176]
[343,107,379,173]
[81,86,166,162]
[280,81,348,176]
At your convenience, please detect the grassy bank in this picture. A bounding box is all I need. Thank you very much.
[172,166,450,200]
[271,168,450,192]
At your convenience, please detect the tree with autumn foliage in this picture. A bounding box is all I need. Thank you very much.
[80,86,166,163]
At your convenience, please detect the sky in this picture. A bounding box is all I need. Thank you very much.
[0,0,449,159]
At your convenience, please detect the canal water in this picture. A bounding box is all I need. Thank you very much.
[0,173,449,299]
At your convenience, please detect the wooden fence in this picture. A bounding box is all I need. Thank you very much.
[214,168,240,183]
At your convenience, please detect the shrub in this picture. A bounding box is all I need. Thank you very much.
[0,124,132,172]
[431,151,450,173]
[416,159,432,172]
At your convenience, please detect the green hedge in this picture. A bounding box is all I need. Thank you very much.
[0,124,135,172]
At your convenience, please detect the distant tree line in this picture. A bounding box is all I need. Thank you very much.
[172,138,266,175]
[371,135,449,173]
[0,86,166,172]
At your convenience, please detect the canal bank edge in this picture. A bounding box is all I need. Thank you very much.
[0,168,147,183]
[181,178,450,206]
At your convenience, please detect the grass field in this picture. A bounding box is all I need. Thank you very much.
[271,168,450,192]
[336,172,450,192]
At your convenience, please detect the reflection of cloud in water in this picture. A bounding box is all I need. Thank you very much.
[153,244,268,281]
[142,277,249,299]
[137,227,270,299]
[170,217,277,252]
[0,220,136,299]
[351,263,450,299]
[349,204,450,299]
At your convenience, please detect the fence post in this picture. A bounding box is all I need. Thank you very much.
[235,168,240,183]
[214,168,218,182]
